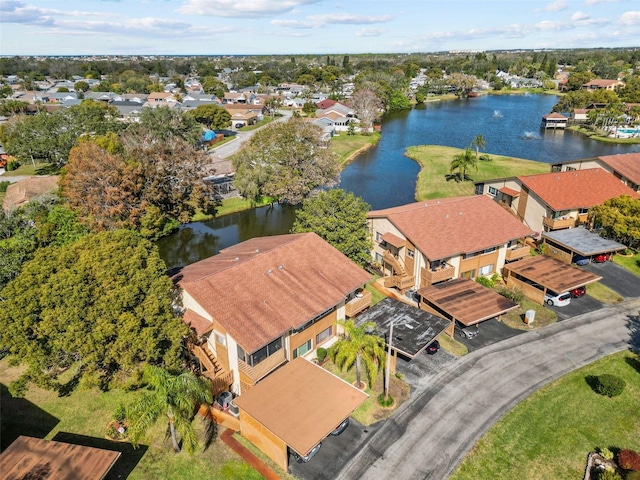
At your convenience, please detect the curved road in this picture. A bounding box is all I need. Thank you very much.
[337,298,640,480]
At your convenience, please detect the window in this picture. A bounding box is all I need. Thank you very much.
[461,269,476,278]
[293,339,312,359]
[316,326,332,345]
[482,247,496,254]
[375,231,382,242]
[488,186,498,196]
[578,208,588,214]
[565,166,576,171]
[463,251,479,259]
[245,337,282,366]
[375,252,383,263]
[479,264,494,276]
[551,165,562,172]
[407,249,415,259]
[474,183,484,195]
[214,331,226,347]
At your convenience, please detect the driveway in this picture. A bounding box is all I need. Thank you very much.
[396,349,457,390]
[455,317,526,352]
[584,261,640,298]
[335,298,640,480]
[551,294,603,321]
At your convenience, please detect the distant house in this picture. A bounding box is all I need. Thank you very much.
[550,152,640,192]
[475,168,640,233]
[146,91,177,104]
[582,79,623,91]
[2,176,59,211]
[174,233,372,395]
[368,195,534,292]
[541,112,567,129]
[572,108,589,123]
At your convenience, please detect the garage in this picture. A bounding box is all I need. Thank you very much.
[502,255,602,305]
[354,297,452,367]
[233,357,368,471]
[417,277,519,335]
[542,227,626,264]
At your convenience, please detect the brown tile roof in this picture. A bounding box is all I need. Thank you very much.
[175,233,372,353]
[316,99,337,109]
[503,255,602,293]
[234,358,368,456]
[2,176,59,211]
[498,186,520,197]
[368,196,534,261]
[597,152,640,186]
[380,232,405,248]
[0,436,120,480]
[542,112,567,119]
[183,309,214,336]
[418,277,518,326]
[584,79,619,88]
[518,168,639,211]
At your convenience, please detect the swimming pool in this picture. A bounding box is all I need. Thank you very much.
[617,127,640,134]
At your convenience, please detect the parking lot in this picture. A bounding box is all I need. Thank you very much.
[453,317,527,352]
[584,261,640,298]
[551,293,603,321]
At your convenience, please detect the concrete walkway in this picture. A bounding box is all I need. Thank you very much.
[336,298,640,480]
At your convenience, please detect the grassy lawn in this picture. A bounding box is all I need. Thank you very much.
[406,145,550,201]
[330,132,381,165]
[586,282,624,303]
[0,359,289,480]
[450,351,640,480]
[322,360,410,426]
[365,280,388,307]
[438,333,468,356]
[240,115,281,131]
[502,297,557,331]
[1,162,57,176]
[614,252,640,277]
[568,125,640,145]
[191,196,274,222]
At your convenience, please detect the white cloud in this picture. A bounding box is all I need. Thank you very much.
[543,0,568,12]
[176,0,324,18]
[571,11,590,21]
[355,27,388,37]
[533,20,567,31]
[617,11,640,26]
[272,12,390,29]
[585,0,619,5]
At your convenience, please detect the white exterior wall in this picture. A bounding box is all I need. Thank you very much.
[226,336,241,394]
[523,191,553,234]
[182,291,214,322]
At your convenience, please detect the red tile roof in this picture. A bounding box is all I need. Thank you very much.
[183,309,214,336]
[597,152,640,186]
[542,112,567,119]
[368,196,533,260]
[316,99,337,109]
[381,232,405,248]
[498,186,520,197]
[518,168,639,211]
[175,233,372,353]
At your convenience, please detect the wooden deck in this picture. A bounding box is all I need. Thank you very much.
[505,244,531,262]
[188,342,234,396]
[238,348,287,385]
[543,216,576,230]
[345,290,372,317]
[421,263,455,286]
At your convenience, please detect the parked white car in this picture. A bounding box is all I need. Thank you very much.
[545,291,571,307]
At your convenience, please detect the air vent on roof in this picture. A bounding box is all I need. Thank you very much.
[278,265,284,270]
[267,269,272,274]
[255,248,259,253]
[234,257,239,261]
[459,211,463,215]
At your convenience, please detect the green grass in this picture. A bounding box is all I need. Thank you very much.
[241,115,280,131]
[613,252,640,277]
[450,351,640,480]
[365,278,387,307]
[330,132,380,165]
[502,297,557,330]
[586,282,624,303]
[191,196,274,222]
[0,359,293,480]
[1,162,58,176]
[438,333,468,356]
[406,145,550,201]
[322,360,410,426]
[568,125,640,144]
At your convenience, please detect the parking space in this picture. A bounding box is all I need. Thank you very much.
[584,261,640,299]
[396,348,457,389]
[551,294,603,321]
[288,418,382,480]
[454,317,527,352]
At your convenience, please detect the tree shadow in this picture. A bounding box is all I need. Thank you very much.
[584,375,600,394]
[628,311,640,355]
[52,431,147,480]
[624,356,640,374]
[0,383,60,451]
[35,164,60,175]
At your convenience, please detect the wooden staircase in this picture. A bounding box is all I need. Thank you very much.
[382,250,415,290]
[188,342,233,396]
[383,250,406,275]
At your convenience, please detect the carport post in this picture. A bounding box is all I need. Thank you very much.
[384,321,394,399]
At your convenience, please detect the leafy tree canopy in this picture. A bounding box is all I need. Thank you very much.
[0,229,188,394]
[232,119,339,205]
[186,103,231,131]
[129,106,202,146]
[588,195,640,249]
[291,189,372,267]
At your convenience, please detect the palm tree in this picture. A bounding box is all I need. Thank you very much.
[471,134,486,160]
[127,366,213,453]
[449,147,478,182]
[330,320,385,390]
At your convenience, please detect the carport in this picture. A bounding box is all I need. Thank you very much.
[502,255,602,304]
[354,297,452,370]
[542,227,626,264]
[417,277,519,335]
[233,357,368,471]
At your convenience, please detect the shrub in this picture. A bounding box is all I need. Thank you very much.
[6,160,20,171]
[498,286,524,303]
[476,276,493,288]
[618,449,640,471]
[316,347,327,364]
[479,154,492,162]
[599,447,615,460]
[597,470,622,480]
[0,180,10,192]
[377,393,394,407]
[8,375,29,398]
[594,374,626,398]
[626,471,640,480]
[114,403,127,423]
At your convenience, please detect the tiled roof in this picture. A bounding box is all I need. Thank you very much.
[175,233,372,353]
[380,232,405,248]
[498,186,520,197]
[542,112,567,119]
[368,196,533,260]
[518,168,639,211]
[183,309,214,336]
[597,152,640,186]
[2,176,59,211]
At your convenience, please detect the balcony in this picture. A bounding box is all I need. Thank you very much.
[383,274,415,290]
[543,216,576,230]
[238,348,287,385]
[421,263,455,286]
[577,213,589,225]
[345,290,372,318]
[505,244,531,262]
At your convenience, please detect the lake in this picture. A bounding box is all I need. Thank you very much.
[158,94,640,268]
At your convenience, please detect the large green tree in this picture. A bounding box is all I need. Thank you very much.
[232,119,339,205]
[186,103,231,130]
[330,320,385,390]
[0,230,188,393]
[127,366,213,453]
[588,195,640,249]
[291,189,372,267]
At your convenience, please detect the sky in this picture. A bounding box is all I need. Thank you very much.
[0,0,639,56]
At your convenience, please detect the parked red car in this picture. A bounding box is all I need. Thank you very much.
[594,253,611,263]
[570,286,586,298]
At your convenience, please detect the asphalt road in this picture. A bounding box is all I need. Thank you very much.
[336,298,640,480]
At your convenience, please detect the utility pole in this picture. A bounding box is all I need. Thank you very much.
[384,321,394,399]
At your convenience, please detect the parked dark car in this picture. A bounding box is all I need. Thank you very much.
[573,255,590,266]
[235,123,244,128]
[291,442,322,463]
[330,418,350,436]
[425,339,440,355]
[570,286,586,298]
[594,253,611,263]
